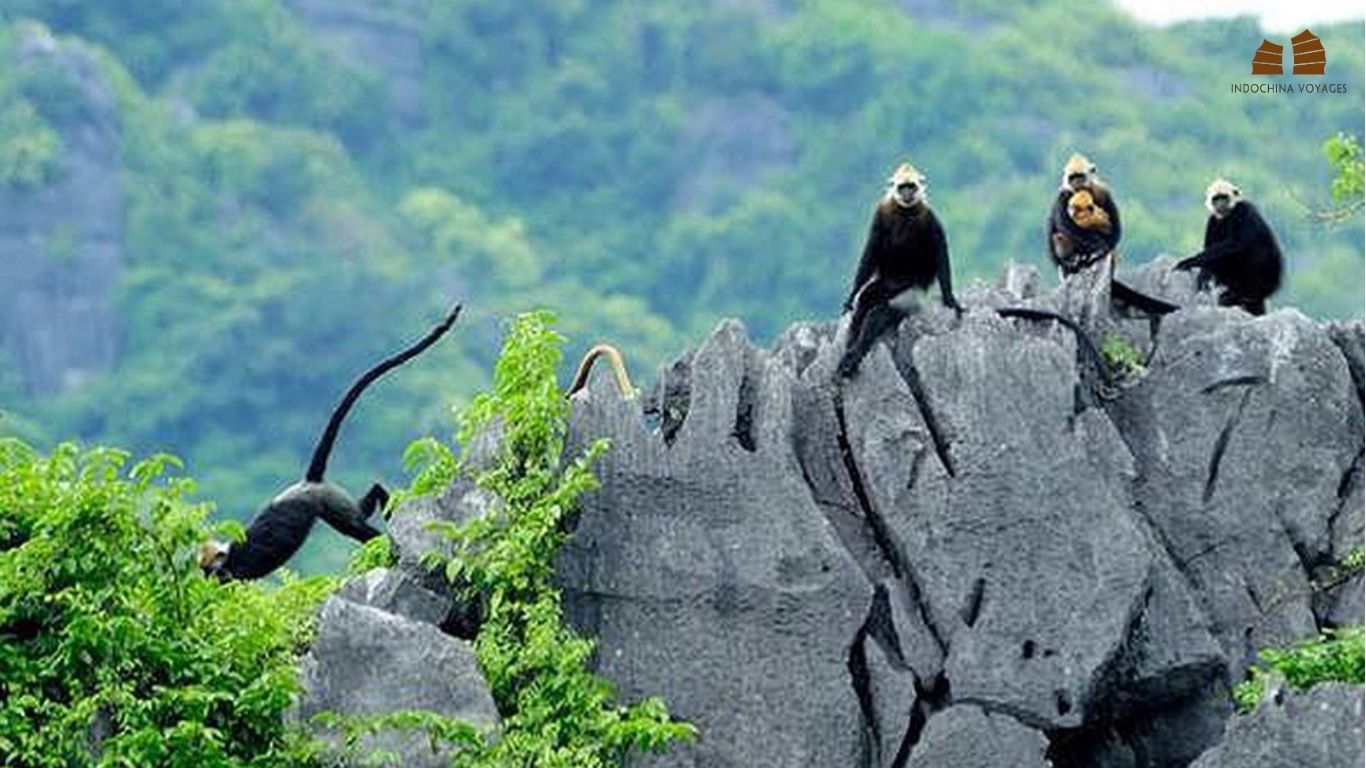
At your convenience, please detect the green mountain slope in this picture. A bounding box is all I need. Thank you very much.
[0,0,1360,570]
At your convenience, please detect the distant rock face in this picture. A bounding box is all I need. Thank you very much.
[366,261,1363,768]
[0,23,124,396]
[550,260,1364,768]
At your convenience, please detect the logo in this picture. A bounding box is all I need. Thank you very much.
[1251,28,1326,75]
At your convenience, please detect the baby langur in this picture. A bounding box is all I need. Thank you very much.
[1047,153,1177,316]
[565,343,636,398]
[1049,153,1120,274]
[1175,178,1283,316]
[1067,189,1112,235]
[200,303,463,580]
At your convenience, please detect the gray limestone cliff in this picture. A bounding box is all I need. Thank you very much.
[306,258,1364,768]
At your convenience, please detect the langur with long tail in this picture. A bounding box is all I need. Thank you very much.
[1047,153,1177,315]
[838,162,962,378]
[200,303,462,580]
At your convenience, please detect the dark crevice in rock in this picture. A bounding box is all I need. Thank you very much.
[847,620,879,768]
[731,351,759,452]
[888,706,924,768]
[644,354,693,446]
[865,584,911,669]
[1327,452,1363,553]
[795,459,895,584]
[1068,552,1230,760]
[831,387,950,658]
[1044,572,1230,768]
[1202,388,1253,505]
[961,577,986,628]
[894,357,958,478]
[1334,451,1361,504]
[1200,375,1266,395]
[833,388,905,581]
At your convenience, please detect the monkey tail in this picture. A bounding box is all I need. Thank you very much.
[305,303,462,483]
[566,343,635,399]
[993,308,1116,395]
[1111,280,1178,315]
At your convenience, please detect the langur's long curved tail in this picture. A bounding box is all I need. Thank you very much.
[1111,280,1179,315]
[305,303,462,483]
[994,307,1115,394]
[566,343,636,398]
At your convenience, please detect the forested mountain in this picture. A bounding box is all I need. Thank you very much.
[0,0,1361,570]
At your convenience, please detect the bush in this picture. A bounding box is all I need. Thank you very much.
[1100,332,1146,378]
[1233,626,1365,713]
[405,311,696,767]
[0,439,334,767]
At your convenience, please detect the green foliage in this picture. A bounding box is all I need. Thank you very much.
[0,100,61,189]
[0,439,335,767]
[0,2,1361,570]
[348,534,398,575]
[1233,626,1365,713]
[312,710,482,768]
[1339,545,1365,576]
[1326,133,1365,204]
[406,312,695,767]
[1101,333,1146,378]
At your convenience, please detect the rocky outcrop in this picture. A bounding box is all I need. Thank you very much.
[1189,684,1364,768]
[0,22,123,396]
[363,260,1362,768]
[296,589,498,767]
[552,260,1363,767]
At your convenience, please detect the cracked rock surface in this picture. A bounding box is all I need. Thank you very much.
[552,262,1364,768]
[328,262,1362,768]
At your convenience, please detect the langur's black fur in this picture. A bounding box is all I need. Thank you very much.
[200,303,463,580]
[1047,174,1177,317]
[839,166,961,377]
[1176,183,1282,316]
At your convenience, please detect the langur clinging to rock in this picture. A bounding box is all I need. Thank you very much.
[838,162,961,378]
[1175,178,1283,316]
[199,303,462,580]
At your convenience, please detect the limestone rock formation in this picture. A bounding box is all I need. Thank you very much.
[355,260,1362,768]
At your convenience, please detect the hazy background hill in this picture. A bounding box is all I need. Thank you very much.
[0,0,1361,571]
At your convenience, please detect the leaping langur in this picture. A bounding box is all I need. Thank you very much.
[838,162,962,378]
[199,303,463,580]
[1175,178,1283,316]
[1047,153,1177,316]
[566,343,636,398]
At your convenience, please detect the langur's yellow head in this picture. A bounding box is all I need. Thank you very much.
[1062,153,1097,191]
[1205,178,1241,218]
[199,540,230,575]
[887,162,926,207]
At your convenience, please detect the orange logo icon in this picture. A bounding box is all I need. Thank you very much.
[1251,29,1326,76]
[1251,39,1284,75]
[1290,29,1326,75]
